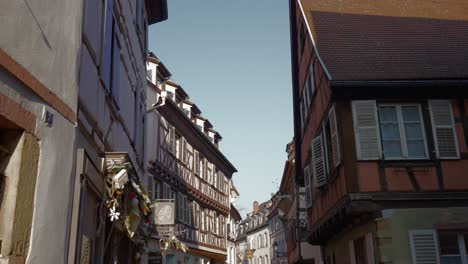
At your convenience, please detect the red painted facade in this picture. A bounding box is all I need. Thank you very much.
[290,0,468,246]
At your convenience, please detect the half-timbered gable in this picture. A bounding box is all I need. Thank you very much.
[145,53,237,261]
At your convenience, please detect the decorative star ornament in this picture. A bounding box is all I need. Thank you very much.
[109,206,120,221]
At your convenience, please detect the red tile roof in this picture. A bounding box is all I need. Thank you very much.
[311,11,468,80]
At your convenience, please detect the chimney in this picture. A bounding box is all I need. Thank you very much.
[253,201,259,214]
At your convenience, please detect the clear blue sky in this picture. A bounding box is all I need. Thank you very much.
[149,0,293,217]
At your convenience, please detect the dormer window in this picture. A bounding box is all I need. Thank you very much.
[166,90,175,100]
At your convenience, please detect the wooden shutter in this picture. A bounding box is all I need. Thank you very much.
[409,230,440,264]
[365,233,376,264]
[428,100,459,159]
[312,136,327,187]
[329,106,341,167]
[304,166,312,207]
[352,100,382,160]
[348,240,357,264]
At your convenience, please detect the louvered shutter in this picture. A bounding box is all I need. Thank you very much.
[349,240,357,264]
[409,230,440,264]
[329,106,341,167]
[312,136,327,187]
[352,101,382,160]
[304,166,312,207]
[428,100,459,159]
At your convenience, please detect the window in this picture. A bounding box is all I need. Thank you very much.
[304,165,313,207]
[154,180,160,200]
[310,106,341,189]
[195,151,200,175]
[167,125,176,155]
[147,176,153,200]
[349,233,375,264]
[101,0,113,92]
[147,69,152,81]
[353,100,459,160]
[378,104,427,159]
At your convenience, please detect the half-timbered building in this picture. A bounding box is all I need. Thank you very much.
[145,53,237,264]
[289,0,468,263]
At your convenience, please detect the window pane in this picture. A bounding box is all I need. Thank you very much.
[379,106,398,122]
[405,123,424,139]
[439,233,460,255]
[440,257,462,264]
[381,123,401,140]
[407,140,426,157]
[402,106,421,122]
[382,140,402,158]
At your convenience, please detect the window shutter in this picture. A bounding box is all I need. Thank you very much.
[329,106,341,167]
[352,100,382,160]
[428,100,459,159]
[348,240,357,264]
[409,230,440,264]
[147,176,153,201]
[365,233,376,264]
[304,166,312,207]
[312,136,327,187]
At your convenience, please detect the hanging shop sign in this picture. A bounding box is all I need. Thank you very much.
[104,153,152,239]
[151,199,189,255]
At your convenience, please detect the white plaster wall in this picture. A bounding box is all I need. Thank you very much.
[0,0,83,109]
[247,226,271,264]
[0,69,77,264]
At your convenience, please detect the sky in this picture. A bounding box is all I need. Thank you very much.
[149,0,293,217]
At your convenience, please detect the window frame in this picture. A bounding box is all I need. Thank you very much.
[377,103,429,160]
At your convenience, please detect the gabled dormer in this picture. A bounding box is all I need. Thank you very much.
[181,100,194,119]
[147,51,171,88]
[194,116,205,131]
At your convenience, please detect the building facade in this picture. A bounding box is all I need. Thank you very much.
[268,193,288,264]
[227,184,242,264]
[245,201,272,264]
[289,0,468,263]
[0,0,167,263]
[145,53,237,264]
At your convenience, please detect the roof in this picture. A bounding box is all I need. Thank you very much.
[230,204,242,222]
[301,0,468,80]
[146,0,168,25]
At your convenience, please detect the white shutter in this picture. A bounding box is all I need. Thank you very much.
[365,233,376,264]
[409,230,440,264]
[329,106,341,167]
[312,136,327,187]
[304,166,312,207]
[349,240,357,264]
[352,100,382,160]
[428,100,459,159]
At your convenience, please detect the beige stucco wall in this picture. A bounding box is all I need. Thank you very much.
[377,207,468,264]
